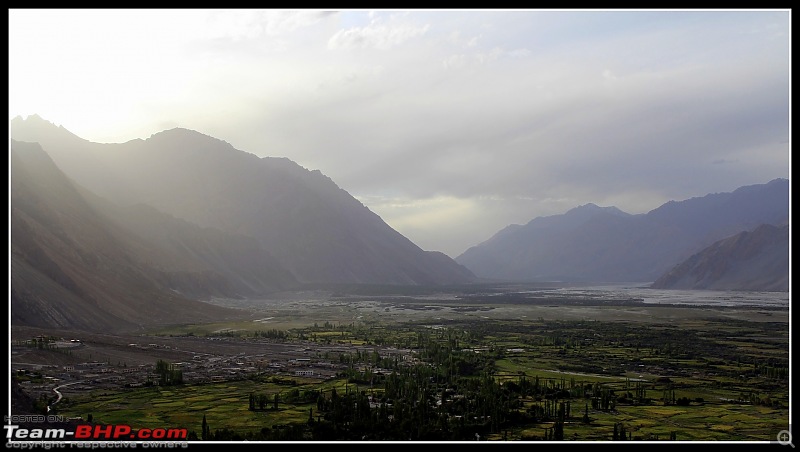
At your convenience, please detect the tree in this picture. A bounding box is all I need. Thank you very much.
[202,414,209,440]
[155,359,183,386]
[613,422,627,441]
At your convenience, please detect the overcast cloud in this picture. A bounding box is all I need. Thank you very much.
[8,9,790,257]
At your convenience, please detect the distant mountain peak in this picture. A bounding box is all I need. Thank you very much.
[149,126,206,138]
[11,113,87,143]
[147,127,233,147]
[732,177,789,194]
[15,113,48,123]
[568,203,629,216]
[457,179,788,284]
[12,113,67,131]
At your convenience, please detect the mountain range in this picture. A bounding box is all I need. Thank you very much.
[10,115,475,332]
[9,115,789,333]
[11,115,475,287]
[456,179,789,288]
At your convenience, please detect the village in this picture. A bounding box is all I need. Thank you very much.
[10,332,418,412]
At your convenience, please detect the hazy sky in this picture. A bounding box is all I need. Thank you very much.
[8,9,791,258]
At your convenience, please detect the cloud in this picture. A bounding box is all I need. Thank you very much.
[9,9,790,257]
[443,46,531,69]
[201,9,336,40]
[602,69,617,80]
[328,16,430,50]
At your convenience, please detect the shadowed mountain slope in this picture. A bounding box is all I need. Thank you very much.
[82,196,300,299]
[650,223,789,292]
[10,140,253,332]
[11,115,475,285]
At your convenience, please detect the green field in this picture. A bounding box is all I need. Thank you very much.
[52,298,788,442]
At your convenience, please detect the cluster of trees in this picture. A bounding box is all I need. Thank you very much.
[154,359,183,385]
[755,364,789,380]
[248,388,320,411]
[183,319,786,441]
[252,329,288,340]
[248,393,278,411]
[206,329,662,440]
[200,365,672,441]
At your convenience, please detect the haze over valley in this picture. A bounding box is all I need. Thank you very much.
[8,9,789,443]
[10,115,789,333]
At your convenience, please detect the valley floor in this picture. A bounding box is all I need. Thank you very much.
[9,285,790,442]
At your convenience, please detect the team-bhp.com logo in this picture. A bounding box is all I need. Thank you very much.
[5,424,187,441]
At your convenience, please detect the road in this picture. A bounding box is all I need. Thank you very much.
[49,381,82,411]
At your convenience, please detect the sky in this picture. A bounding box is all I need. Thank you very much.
[8,9,791,258]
